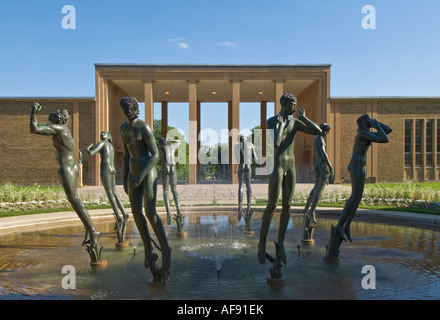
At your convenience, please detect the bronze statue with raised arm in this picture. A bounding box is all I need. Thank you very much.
[158,137,185,234]
[87,131,129,246]
[325,114,392,259]
[236,135,258,233]
[257,93,322,278]
[120,96,171,283]
[302,123,333,243]
[29,102,105,266]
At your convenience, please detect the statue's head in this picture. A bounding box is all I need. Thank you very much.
[48,109,69,125]
[120,96,140,121]
[320,123,331,136]
[280,93,297,115]
[357,114,372,130]
[100,131,112,143]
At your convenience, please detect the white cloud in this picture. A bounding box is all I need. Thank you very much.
[177,42,189,49]
[169,37,184,43]
[168,38,190,49]
[217,41,237,47]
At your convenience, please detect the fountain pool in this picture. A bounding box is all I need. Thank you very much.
[0,210,439,300]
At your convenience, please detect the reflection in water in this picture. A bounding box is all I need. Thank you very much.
[0,212,439,300]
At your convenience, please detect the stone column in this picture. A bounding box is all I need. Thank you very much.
[94,72,107,186]
[144,78,154,129]
[161,101,168,138]
[260,101,267,158]
[188,79,198,184]
[274,78,284,115]
[230,79,240,184]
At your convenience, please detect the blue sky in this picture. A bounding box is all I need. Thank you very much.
[1,0,439,143]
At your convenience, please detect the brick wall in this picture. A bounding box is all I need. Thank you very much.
[332,98,440,182]
[0,98,95,185]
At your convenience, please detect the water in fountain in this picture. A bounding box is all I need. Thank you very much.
[129,224,141,255]
[182,213,248,276]
[181,184,193,231]
[1,211,440,299]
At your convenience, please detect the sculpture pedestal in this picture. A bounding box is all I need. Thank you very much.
[323,257,339,264]
[176,231,188,237]
[266,277,285,288]
[301,239,315,245]
[115,242,129,249]
[148,278,167,289]
[244,230,254,235]
[90,259,108,268]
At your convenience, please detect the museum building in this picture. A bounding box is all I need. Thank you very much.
[0,64,439,186]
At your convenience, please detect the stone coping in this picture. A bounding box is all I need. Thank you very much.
[0,205,438,237]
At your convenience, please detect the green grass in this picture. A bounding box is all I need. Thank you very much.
[364,181,440,190]
[0,180,439,218]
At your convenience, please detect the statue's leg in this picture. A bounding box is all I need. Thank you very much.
[308,170,330,224]
[111,173,128,222]
[343,169,365,239]
[238,171,244,220]
[60,165,99,246]
[304,169,319,215]
[336,166,365,242]
[162,171,171,225]
[245,170,252,212]
[257,168,282,264]
[110,174,128,243]
[101,173,123,226]
[144,170,171,279]
[170,169,181,216]
[277,169,296,265]
[128,183,157,269]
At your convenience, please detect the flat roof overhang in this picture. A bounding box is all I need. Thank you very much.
[95,64,331,103]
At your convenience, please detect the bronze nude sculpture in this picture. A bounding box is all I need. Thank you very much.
[257,93,322,279]
[325,114,392,259]
[302,123,333,243]
[236,135,258,234]
[30,103,105,267]
[86,131,129,246]
[120,96,171,283]
[158,137,185,235]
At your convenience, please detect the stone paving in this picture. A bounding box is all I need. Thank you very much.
[78,182,351,205]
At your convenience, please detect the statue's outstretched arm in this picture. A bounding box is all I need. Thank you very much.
[86,141,104,157]
[29,103,57,136]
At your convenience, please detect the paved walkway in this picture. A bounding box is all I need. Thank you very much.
[1,183,439,236]
[77,182,351,205]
